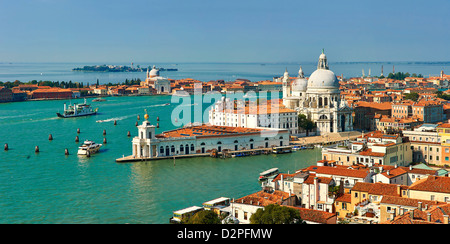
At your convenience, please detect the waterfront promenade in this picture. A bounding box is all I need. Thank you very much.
[290,131,362,147]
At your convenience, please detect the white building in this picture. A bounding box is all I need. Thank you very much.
[208,98,299,134]
[131,115,290,159]
[142,65,171,94]
[281,50,353,135]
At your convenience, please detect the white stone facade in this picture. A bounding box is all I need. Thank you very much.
[281,51,353,135]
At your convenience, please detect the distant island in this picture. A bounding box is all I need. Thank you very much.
[72,64,178,72]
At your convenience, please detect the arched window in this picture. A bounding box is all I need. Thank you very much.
[171,145,175,153]
[191,144,194,152]
[180,145,184,152]
[160,146,164,154]
[217,141,222,144]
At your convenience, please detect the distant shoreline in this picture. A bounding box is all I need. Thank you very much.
[72,65,178,72]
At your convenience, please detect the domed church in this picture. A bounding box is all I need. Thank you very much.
[282,50,353,135]
[142,65,171,94]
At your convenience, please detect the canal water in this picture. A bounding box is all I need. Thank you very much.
[0,95,321,223]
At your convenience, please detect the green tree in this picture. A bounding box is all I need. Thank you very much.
[186,210,221,224]
[404,92,419,101]
[250,204,304,224]
[298,114,316,136]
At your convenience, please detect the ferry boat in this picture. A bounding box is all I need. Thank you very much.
[77,140,102,155]
[57,98,98,118]
[169,206,203,224]
[258,168,279,182]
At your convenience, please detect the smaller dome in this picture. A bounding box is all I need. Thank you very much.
[149,65,159,77]
[292,78,307,92]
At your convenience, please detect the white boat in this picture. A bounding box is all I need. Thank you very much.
[57,98,98,118]
[258,168,279,181]
[77,140,102,155]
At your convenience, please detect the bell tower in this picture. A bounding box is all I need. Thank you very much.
[282,68,291,98]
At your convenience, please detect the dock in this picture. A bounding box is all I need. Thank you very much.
[115,146,294,163]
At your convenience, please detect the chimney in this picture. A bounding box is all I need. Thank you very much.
[410,209,415,220]
[427,212,431,222]
[418,202,422,211]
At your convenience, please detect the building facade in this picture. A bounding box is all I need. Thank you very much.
[208,98,299,134]
[131,117,290,159]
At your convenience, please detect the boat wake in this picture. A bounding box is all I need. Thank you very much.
[96,114,136,123]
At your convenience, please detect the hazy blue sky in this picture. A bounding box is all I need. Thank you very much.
[0,0,449,63]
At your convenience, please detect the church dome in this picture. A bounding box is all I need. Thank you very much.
[149,65,160,77]
[306,50,339,90]
[307,69,339,89]
[291,65,307,92]
[292,77,308,91]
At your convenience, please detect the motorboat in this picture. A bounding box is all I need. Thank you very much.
[77,140,102,155]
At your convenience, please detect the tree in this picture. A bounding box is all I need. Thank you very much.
[404,92,419,102]
[186,210,221,224]
[298,114,316,136]
[250,204,305,224]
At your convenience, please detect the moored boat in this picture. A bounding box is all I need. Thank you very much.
[258,168,279,182]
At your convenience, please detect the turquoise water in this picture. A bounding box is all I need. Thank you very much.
[0,95,321,223]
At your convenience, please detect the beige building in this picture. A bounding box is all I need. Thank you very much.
[401,124,442,164]
[322,131,412,167]
[408,176,450,202]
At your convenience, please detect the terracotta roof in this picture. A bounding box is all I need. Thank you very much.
[352,182,402,197]
[288,206,337,224]
[234,190,293,207]
[409,176,450,194]
[335,193,351,203]
[380,195,444,208]
[359,149,385,157]
[309,166,370,179]
[157,125,266,139]
[303,176,333,185]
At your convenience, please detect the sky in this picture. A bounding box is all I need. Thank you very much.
[0,0,449,63]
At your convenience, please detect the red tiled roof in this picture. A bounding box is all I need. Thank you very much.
[288,206,337,224]
[409,176,450,194]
